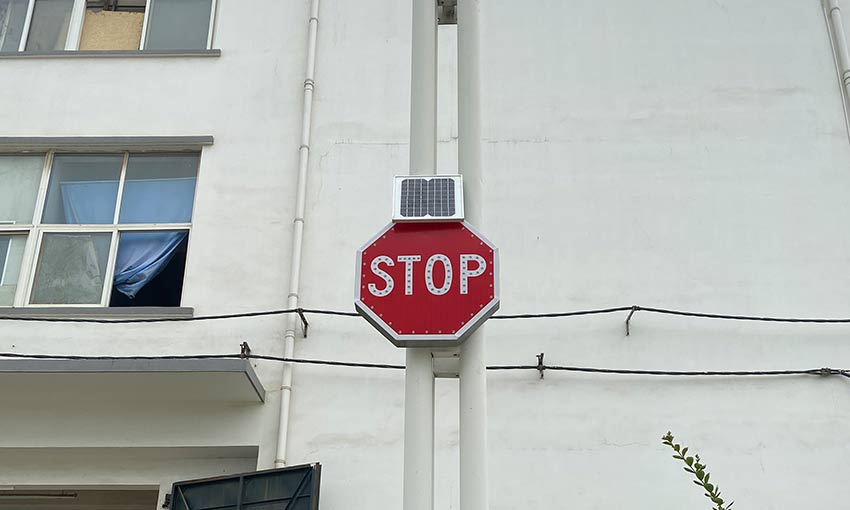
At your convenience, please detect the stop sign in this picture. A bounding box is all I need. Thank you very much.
[355,221,500,347]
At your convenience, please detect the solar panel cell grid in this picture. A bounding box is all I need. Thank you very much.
[399,177,456,217]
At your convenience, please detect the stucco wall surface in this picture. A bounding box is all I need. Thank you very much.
[2,0,850,509]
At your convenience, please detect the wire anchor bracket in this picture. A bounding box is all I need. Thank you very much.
[296,308,310,337]
[536,352,545,379]
[625,305,639,336]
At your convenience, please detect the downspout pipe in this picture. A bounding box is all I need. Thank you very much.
[275,0,320,469]
[826,0,850,91]
[824,0,850,140]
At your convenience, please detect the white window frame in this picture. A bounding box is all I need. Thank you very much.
[13,0,216,52]
[0,149,196,308]
[139,0,217,51]
[0,233,11,285]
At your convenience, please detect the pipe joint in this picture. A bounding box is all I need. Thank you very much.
[299,144,310,151]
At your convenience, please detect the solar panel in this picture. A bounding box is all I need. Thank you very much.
[396,176,461,220]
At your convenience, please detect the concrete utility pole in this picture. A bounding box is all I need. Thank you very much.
[404,1,437,510]
[456,1,489,510]
[404,2,488,510]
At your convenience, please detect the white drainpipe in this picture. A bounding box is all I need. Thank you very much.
[274,0,320,469]
[824,0,850,138]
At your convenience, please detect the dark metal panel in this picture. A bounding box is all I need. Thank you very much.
[170,464,321,510]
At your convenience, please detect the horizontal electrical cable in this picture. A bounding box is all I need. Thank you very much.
[0,351,846,379]
[2,305,850,326]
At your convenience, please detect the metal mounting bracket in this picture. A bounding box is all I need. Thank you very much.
[438,0,457,25]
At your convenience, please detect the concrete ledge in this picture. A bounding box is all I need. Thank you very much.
[0,307,195,319]
[0,49,221,59]
[0,137,213,151]
[0,358,266,402]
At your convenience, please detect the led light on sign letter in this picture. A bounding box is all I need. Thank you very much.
[459,254,486,295]
[368,256,395,297]
[425,254,452,295]
[396,255,421,295]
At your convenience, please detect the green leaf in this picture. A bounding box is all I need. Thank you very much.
[685,457,694,466]
[681,447,688,457]
[674,444,681,452]
[704,473,710,484]
[696,470,705,480]
[705,483,714,493]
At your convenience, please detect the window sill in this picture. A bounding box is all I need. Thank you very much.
[0,307,194,320]
[0,49,221,59]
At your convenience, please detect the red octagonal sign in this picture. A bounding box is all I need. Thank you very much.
[355,221,500,347]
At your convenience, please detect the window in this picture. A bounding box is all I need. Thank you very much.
[0,0,215,52]
[0,151,198,308]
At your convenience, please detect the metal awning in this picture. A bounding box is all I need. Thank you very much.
[0,358,265,403]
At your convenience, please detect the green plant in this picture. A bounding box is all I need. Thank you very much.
[661,432,734,510]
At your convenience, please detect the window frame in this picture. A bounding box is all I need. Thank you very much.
[11,0,217,52]
[0,148,196,308]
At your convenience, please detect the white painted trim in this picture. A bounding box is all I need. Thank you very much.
[206,0,217,49]
[17,0,34,51]
[100,230,118,306]
[14,151,52,306]
[0,235,11,285]
[139,0,151,49]
[23,227,44,305]
[65,0,85,50]
[113,152,129,224]
[100,153,128,306]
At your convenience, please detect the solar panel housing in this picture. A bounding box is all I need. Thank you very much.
[392,175,464,222]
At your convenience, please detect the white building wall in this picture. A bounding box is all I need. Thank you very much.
[2,0,850,509]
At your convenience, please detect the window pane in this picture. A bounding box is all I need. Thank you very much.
[110,230,188,306]
[79,8,144,51]
[30,232,111,304]
[144,0,211,50]
[0,155,43,224]
[0,234,26,306]
[119,153,198,223]
[25,0,74,51]
[42,154,122,224]
[0,0,30,51]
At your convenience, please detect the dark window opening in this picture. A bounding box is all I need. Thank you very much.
[109,234,188,307]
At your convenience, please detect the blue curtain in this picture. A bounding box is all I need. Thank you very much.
[60,180,118,224]
[112,231,186,298]
[61,179,193,299]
